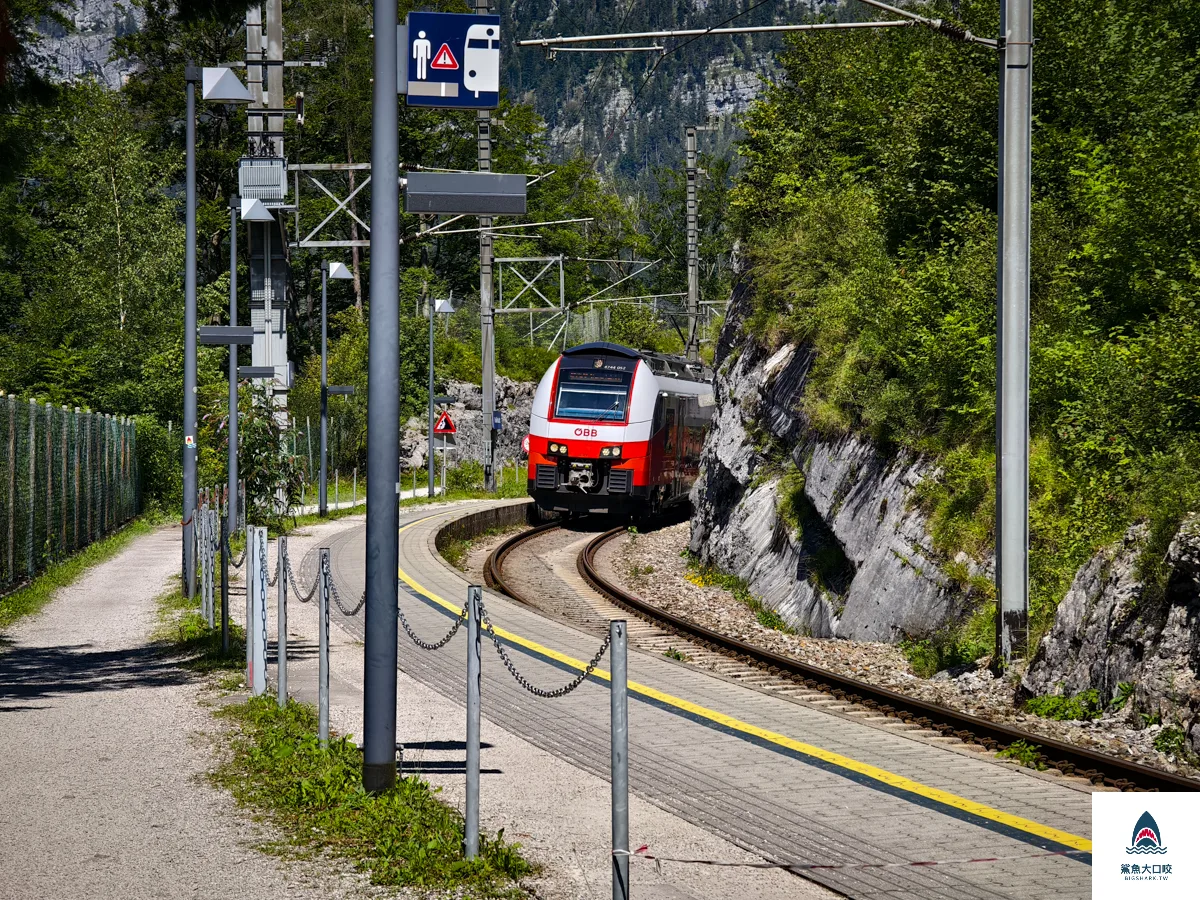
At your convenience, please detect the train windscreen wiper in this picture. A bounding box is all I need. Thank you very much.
[580,398,623,421]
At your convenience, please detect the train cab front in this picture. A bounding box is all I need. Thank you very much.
[526,343,651,517]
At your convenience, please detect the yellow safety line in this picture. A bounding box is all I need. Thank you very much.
[397,515,1092,853]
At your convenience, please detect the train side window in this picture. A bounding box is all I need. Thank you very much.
[664,407,676,453]
[652,395,665,434]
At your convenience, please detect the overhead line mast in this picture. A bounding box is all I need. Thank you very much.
[517,2,1029,665]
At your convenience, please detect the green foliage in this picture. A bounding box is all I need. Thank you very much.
[1152,726,1196,762]
[997,740,1047,771]
[1110,682,1136,712]
[899,609,993,677]
[663,647,692,662]
[200,382,302,527]
[685,556,794,634]
[448,459,485,493]
[1025,689,1105,721]
[731,0,1200,639]
[776,468,808,537]
[154,584,246,672]
[212,695,533,892]
[135,416,181,514]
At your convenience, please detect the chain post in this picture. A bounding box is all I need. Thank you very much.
[318,547,331,746]
[245,524,256,687]
[27,398,34,578]
[251,525,268,696]
[277,535,288,707]
[610,619,629,900]
[220,513,230,654]
[465,585,482,859]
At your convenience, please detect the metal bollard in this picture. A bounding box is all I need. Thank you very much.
[220,514,230,654]
[277,535,288,707]
[250,526,268,697]
[465,585,482,859]
[245,525,256,685]
[318,547,331,746]
[610,620,629,900]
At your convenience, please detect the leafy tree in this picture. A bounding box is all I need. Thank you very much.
[730,0,1200,636]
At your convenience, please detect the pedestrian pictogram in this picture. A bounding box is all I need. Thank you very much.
[433,411,457,435]
[431,44,458,70]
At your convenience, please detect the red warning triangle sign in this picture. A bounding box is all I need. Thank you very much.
[430,43,459,70]
[433,411,456,434]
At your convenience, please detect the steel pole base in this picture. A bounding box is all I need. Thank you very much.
[363,763,396,794]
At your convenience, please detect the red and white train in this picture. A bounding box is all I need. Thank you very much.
[525,342,714,518]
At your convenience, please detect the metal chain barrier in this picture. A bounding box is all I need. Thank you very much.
[479,595,610,698]
[283,548,319,603]
[256,531,269,616]
[328,576,366,617]
[223,530,245,570]
[399,598,467,651]
[268,544,279,587]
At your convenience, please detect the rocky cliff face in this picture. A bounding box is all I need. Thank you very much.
[33,1,143,88]
[399,376,535,474]
[690,285,982,641]
[1023,516,1200,754]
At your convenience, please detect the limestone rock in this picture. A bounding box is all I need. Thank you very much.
[691,283,973,643]
[1023,515,1200,754]
[399,377,536,474]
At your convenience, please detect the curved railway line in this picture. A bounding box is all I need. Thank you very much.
[483,521,1200,795]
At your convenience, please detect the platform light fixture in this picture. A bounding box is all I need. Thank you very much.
[240,198,275,222]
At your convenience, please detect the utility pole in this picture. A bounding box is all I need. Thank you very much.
[996,0,1032,665]
[319,261,329,516]
[684,122,716,361]
[363,0,400,795]
[182,63,199,599]
[424,247,436,500]
[477,0,496,491]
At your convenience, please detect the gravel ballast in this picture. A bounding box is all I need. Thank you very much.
[602,521,1200,780]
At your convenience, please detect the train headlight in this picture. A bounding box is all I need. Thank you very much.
[548,442,567,455]
[600,446,622,458]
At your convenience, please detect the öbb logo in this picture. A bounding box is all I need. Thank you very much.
[574,427,598,437]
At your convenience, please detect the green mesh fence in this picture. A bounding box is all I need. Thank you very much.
[0,396,139,592]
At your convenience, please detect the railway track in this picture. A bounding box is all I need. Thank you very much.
[484,521,1200,794]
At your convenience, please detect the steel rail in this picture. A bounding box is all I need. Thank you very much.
[482,519,563,603]
[548,526,1199,794]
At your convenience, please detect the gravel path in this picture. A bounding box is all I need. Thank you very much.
[0,525,375,900]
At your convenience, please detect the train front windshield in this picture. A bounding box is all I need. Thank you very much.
[554,370,632,421]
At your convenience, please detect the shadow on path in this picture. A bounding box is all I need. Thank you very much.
[0,643,197,704]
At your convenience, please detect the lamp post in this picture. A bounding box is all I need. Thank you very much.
[320,261,353,516]
[182,64,252,599]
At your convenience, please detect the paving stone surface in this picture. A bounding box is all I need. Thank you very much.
[303,501,1096,900]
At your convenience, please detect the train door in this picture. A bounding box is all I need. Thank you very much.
[663,405,677,500]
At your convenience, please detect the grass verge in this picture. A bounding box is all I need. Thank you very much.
[684,554,795,635]
[211,696,534,895]
[0,518,155,630]
[153,572,535,896]
[153,584,246,673]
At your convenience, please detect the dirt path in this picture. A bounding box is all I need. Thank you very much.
[0,525,372,900]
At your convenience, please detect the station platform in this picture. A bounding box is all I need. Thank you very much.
[302,501,1095,900]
